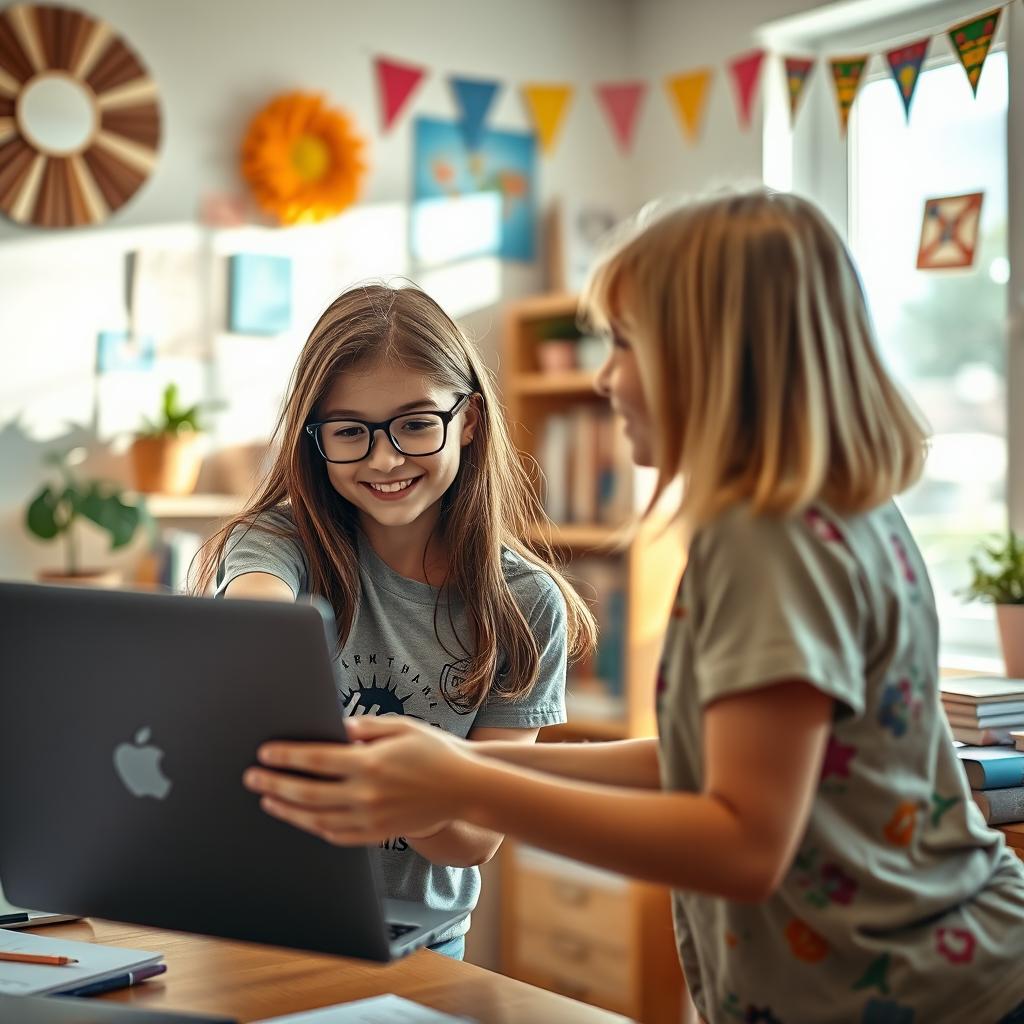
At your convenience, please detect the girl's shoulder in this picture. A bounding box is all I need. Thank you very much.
[500,548,566,620]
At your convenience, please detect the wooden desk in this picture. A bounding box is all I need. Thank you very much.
[37,919,627,1023]
[1001,822,1024,859]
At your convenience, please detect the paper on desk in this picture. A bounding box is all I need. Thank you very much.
[255,994,475,1024]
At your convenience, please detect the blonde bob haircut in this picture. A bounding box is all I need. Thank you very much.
[581,189,928,532]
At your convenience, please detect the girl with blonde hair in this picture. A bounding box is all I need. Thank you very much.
[244,194,1024,1020]
[196,282,596,959]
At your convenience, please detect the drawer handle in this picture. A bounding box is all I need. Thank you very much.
[553,881,590,906]
[550,935,590,961]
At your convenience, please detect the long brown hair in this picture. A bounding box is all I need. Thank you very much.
[194,283,596,706]
[582,189,928,532]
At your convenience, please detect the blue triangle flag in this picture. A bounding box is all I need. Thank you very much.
[449,76,501,151]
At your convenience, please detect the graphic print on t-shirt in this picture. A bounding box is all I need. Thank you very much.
[337,651,444,727]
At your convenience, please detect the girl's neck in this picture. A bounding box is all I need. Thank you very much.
[358,511,448,586]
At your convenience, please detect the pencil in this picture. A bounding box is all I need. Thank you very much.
[0,951,78,965]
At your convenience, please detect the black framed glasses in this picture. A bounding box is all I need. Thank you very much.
[305,394,471,464]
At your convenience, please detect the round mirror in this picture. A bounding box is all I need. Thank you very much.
[17,73,97,156]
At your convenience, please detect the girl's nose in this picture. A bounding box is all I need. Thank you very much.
[365,429,407,470]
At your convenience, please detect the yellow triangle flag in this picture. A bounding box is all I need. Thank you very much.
[521,84,574,154]
[665,69,713,143]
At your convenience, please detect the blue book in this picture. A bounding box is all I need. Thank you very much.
[958,746,1024,790]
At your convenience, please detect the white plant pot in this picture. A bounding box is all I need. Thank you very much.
[995,604,1024,678]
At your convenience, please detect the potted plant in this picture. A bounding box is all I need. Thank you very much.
[26,449,145,587]
[536,317,582,373]
[963,529,1024,676]
[130,383,207,495]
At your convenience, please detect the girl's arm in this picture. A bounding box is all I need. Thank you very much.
[246,679,832,902]
[403,726,540,868]
[223,572,294,600]
[475,736,662,789]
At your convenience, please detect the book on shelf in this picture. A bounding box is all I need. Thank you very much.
[538,407,632,525]
[957,746,1024,790]
[566,557,627,712]
[1013,731,1024,753]
[971,787,1024,826]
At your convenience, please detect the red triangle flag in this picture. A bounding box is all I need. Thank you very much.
[728,49,765,129]
[594,82,647,153]
[375,57,427,132]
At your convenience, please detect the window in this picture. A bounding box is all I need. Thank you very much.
[848,51,1007,667]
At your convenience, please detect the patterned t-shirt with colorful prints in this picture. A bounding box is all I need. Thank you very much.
[656,500,1024,1024]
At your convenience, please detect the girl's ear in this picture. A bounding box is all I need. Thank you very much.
[460,394,481,446]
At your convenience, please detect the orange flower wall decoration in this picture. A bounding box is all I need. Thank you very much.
[241,92,368,225]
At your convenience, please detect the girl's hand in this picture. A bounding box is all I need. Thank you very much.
[242,716,479,846]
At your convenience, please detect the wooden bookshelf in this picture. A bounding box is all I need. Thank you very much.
[499,293,687,1022]
[140,493,244,519]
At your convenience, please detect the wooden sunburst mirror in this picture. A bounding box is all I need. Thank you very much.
[0,4,161,228]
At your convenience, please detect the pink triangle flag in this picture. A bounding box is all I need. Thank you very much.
[375,56,427,133]
[728,49,766,129]
[594,82,647,153]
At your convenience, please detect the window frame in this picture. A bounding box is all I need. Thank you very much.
[759,2,1021,671]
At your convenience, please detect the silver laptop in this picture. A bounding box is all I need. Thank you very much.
[0,582,469,961]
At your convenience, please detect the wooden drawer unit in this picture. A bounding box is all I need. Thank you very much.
[513,853,632,940]
[502,842,686,1023]
[513,927,634,1015]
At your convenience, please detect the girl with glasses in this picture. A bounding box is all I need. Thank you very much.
[194,283,596,960]
[244,193,1024,1020]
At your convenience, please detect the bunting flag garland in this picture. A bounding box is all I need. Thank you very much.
[364,3,1006,161]
[885,39,929,120]
[375,57,427,133]
[784,57,815,124]
[666,68,713,143]
[948,8,1001,96]
[728,49,765,129]
[916,192,984,270]
[449,76,501,151]
[830,56,869,136]
[594,81,647,153]
[521,84,573,154]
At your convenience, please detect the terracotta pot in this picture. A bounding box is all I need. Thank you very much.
[131,433,204,495]
[996,604,1024,678]
[38,568,122,588]
[537,338,578,372]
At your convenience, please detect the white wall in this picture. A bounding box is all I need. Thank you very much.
[0,0,638,583]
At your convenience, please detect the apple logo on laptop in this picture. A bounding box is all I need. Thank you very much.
[113,727,172,799]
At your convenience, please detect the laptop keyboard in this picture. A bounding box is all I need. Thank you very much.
[388,921,419,941]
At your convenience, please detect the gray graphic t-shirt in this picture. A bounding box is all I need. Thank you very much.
[215,509,567,939]
[657,501,1024,1024]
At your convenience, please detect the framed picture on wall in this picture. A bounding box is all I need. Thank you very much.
[228,253,293,335]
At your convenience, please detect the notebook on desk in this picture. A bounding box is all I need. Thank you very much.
[0,928,161,996]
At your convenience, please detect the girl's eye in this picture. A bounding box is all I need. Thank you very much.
[333,425,367,440]
[612,332,630,351]
[399,419,436,432]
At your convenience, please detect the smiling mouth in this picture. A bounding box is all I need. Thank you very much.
[360,477,422,498]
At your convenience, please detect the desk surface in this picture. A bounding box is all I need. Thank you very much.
[38,919,626,1024]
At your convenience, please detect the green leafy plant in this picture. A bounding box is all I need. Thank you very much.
[538,316,583,342]
[135,383,205,438]
[26,449,145,576]
[962,530,1024,605]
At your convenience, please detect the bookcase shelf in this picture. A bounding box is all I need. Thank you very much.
[499,292,687,1022]
[140,493,244,519]
[512,370,598,396]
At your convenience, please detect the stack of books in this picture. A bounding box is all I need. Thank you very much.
[957,745,1024,825]
[943,678,1024,826]
[940,677,1024,746]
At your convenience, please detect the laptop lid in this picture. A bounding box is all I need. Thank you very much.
[0,992,235,1023]
[0,583,398,960]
